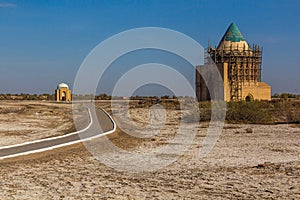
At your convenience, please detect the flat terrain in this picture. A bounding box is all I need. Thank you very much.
[0,101,300,199]
[0,101,88,146]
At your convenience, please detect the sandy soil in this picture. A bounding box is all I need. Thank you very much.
[0,101,88,146]
[0,101,299,199]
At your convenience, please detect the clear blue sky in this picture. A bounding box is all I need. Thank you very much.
[0,0,299,95]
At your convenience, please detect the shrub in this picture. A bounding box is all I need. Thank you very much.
[226,101,272,124]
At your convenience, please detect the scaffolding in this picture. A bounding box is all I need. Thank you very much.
[208,44,262,101]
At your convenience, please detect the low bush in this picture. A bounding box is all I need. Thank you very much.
[226,101,272,124]
[197,100,300,124]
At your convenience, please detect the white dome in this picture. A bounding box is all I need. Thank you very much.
[57,83,69,89]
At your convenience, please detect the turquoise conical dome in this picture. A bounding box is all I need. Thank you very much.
[221,22,245,42]
[217,23,249,51]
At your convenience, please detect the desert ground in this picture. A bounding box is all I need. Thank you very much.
[0,101,88,147]
[0,100,299,199]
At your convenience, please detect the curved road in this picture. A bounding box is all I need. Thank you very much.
[0,103,115,160]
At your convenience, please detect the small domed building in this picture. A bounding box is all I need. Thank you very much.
[55,83,71,102]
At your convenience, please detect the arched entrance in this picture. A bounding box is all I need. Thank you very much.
[61,91,66,101]
[245,93,254,102]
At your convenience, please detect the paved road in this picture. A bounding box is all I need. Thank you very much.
[0,103,115,159]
